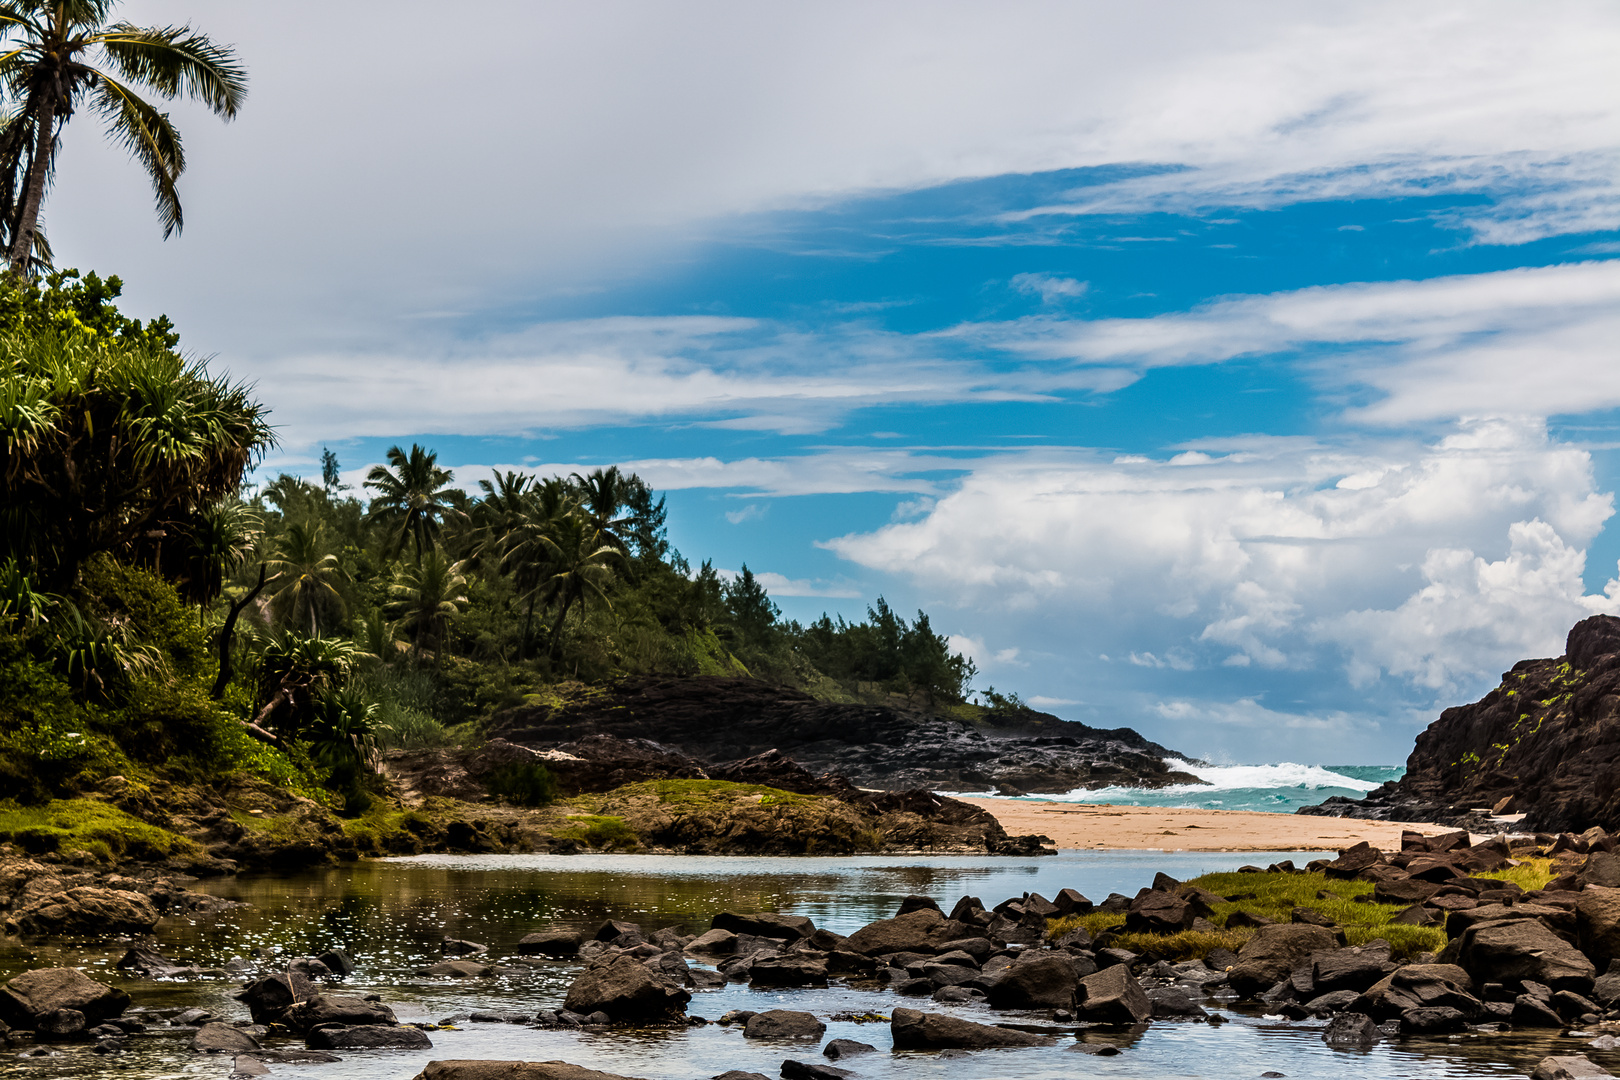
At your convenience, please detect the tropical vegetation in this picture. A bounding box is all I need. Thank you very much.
[0,272,988,816]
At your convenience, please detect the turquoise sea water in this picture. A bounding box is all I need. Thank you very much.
[945,762,1404,814]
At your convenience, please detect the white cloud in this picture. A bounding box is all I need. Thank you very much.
[748,572,861,599]
[1010,273,1088,304]
[827,418,1619,699]
[1028,695,1080,708]
[725,504,766,524]
[959,260,1620,424]
[51,2,1620,360]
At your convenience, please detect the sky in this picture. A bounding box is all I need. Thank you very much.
[38,1,1620,764]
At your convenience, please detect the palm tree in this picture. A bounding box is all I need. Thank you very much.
[265,521,346,636]
[363,444,459,561]
[569,466,633,553]
[467,469,532,571]
[497,478,574,658]
[530,512,625,661]
[386,546,467,664]
[0,1,247,275]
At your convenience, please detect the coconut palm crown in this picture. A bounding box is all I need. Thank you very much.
[0,0,247,274]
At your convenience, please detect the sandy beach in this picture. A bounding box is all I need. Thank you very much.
[960,798,1454,852]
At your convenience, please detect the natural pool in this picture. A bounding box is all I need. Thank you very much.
[1,850,1605,1079]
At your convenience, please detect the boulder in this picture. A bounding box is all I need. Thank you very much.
[307,1025,433,1049]
[1147,987,1208,1018]
[1351,964,1482,1020]
[519,931,585,957]
[0,968,130,1028]
[897,895,942,916]
[1400,1006,1469,1033]
[889,1008,1054,1049]
[1124,890,1193,934]
[841,909,959,955]
[192,1022,261,1053]
[36,1008,85,1036]
[564,954,690,1020]
[1592,969,1620,1007]
[1077,964,1152,1023]
[685,929,738,957]
[236,972,317,1024]
[441,937,488,955]
[748,957,829,988]
[1578,887,1620,968]
[1228,925,1339,997]
[1446,902,1576,940]
[3,887,160,937]
[1324,842,1383,878]
[1312,939,1393,994]
[711,912,815,940]
[317,949,355,976]
[743,1010,825,1039]
[1053,888,1092,914]
[116,945,205,979]
[1456,918,1595,992]
[779,1062,852,1080]
[1322,1012,1379,1046]
[284,994,396,1033]
[985,953,1078,1010]
[822,1039,876,1060]
[1532,1056,1615,1080]
[420,960,498,977]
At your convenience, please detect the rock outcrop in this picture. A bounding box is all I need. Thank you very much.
[1303,615,1620,832]
[487,675,1198,795]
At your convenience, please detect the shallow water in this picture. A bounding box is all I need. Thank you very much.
[2,850,1609,1080]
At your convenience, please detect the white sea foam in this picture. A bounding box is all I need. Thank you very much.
[939,760,1390,808]
[1161,760,1386,794]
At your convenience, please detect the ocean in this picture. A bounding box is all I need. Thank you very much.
[946,760,1404,814]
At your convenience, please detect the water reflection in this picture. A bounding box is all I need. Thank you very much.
[2,850,1605,1080]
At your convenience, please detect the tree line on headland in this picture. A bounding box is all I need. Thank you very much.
[0,272,986,812]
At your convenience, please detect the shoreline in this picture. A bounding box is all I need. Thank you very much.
[960,797,1454,852]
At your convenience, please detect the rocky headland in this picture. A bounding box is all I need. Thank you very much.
[488,675,1200,795]
[1303,615,1620,833]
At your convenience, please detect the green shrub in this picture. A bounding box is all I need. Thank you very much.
[576,815,637,850]
[487,762,560,806]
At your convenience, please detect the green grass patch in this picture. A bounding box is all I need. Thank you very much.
[559,814,639,850]
[1045,864,1565,963]
[615,778,814,809]
[0,798,197,861]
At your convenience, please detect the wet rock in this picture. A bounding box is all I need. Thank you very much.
[192,1022,261,1053]
[520,931,585,957]
[1512,994,1566,1027]
[1304,989,1361,1013]
[307,1024,433,1049]
[780,1061,852,1080]
[1322,1012,1378,1046]
[233,1056,271,1077]
[712,1074,771,1080]
[317,949,355,976]
[842,908,961,956]
[749,957,829,988]
[1147,987,1208,1018]
[1228,925,1340,998]
[1456,918,1595,992]
[1577,887,1620,968]
[686,929,738,957]
[1077,964,1152,1024]
[4,887,160,937]
[174,1007,213,1025]
[712,912,815,940]
[116,945,204,979]
[744,1010,825,1039]
[823,1038,876,1060]
[0,967,130,1029]
[1352,964,1481,1020]
[413,1064,651,1080]
[1400,1006,1468,1033]
[236,972,317,1024]
[36,1008,86,1036]
[985,953,1079,1010]
[285,994,397,1033]
[564,954,690,1021]
[889,1007,1054,1049]
[419,960,499,977]
[1532,1055,1615,1080]
[441,937,488,955]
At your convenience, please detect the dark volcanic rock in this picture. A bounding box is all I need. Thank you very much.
[563,954,690,1020]
[0,968,129,1028]
[307,1024,432,1050]
[487,675,1197,794]
[890,1007,1054,1049]
[1300,615,1620,832]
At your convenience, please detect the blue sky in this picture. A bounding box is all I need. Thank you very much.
[43,2,1620,763]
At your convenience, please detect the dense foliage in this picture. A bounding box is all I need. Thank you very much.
[0,271,983,815]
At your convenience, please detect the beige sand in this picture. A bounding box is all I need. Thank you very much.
[959,798,1453,852]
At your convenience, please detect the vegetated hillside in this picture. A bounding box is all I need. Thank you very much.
[491,676,1198,795]
[1302,614,1620,833]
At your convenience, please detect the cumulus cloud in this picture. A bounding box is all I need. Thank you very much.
[826,418,1620,699]
[1010,273,1088,304]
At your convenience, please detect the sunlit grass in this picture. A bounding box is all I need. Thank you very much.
[0,798,197,861]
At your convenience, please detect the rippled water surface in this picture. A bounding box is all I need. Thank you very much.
[2,850,1608,1080]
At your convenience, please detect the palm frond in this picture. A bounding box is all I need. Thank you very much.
[90,70,183,236]
[95,22,245,118]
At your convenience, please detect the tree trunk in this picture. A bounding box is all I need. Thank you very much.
[520,593,536,660]
[548,594,574,660]
[8,92,55,275]
[211,563,268,699]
